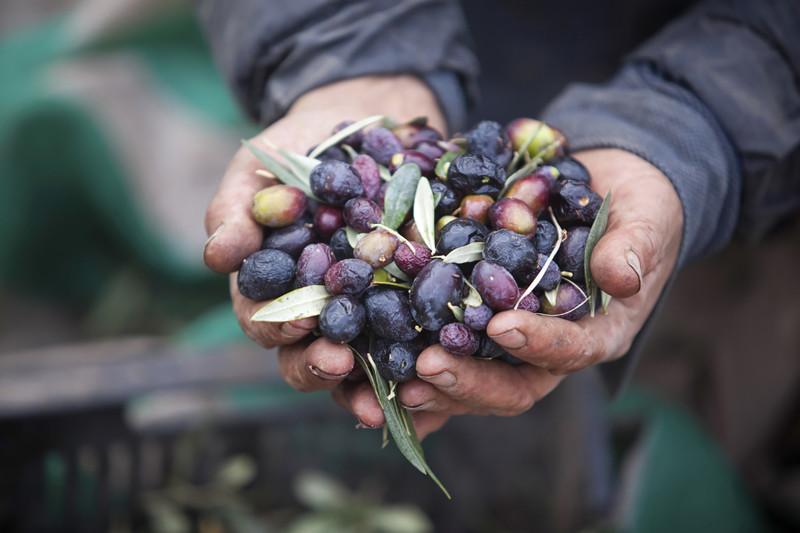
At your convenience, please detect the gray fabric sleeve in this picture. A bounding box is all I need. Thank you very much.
[195,0,478,131]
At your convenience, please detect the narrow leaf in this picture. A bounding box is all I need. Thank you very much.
[516,208,563,309]
[448,302,464,322]
[434,151,463,180]
[544,287,559,307]
[462,280,483,307]
[244,140,315,197]
[308,115,383,159]
[601,291,612,314]
[499,137,565,197]
[383,262,411,281]
[341,144,358,160]
[382,164,422,230]
[583,192,612,314]
[379,165,392,182]
[280,149,320,181]
[373,268,411,289]
[345,227,363,248]
[251,285,330,322]
[443,241,485,264]
[413,177,437,252]
[507,121,543,172]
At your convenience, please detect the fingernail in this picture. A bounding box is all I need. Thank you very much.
[490,328,527,349]
[401,401,432,412]
[355,421,380,430]
[308,365,348,381]
[203,223,224,251]
[626,250,643,291]
[418,371,456,388]
[281,322,312,337]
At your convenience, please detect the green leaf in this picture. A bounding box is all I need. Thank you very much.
[462,280,483,307]
[507,121,543,172]
[382,164,422,230]
[383,262,411,281]
[279,149,320,181]
[448,302,464,322]
[379,165,392,182]
[349,346,451,499]
[250,285,330,322]
[413,177,437,252]
[434,151,463,180]
[601,290,612,314]
[243,140,315,197]
[583,192,612,316]
[308,115,384,159]
[544,286,559,308]
[345,227,362,248]
[373,268,411,289]
[215,455,257,489]
[443,242,485,264]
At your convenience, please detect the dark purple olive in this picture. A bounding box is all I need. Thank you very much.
[262,223,315,258]
[436,218,489,255]
[309,160,364,206]
[343,197,382,232]
[393,242,432,277]
[471,260,519,311]
[466,120,512,167]
[319,295,365,343]
[324,258,373,296]
[362,127,403,165]
[533,220,558,256]
[551,156,591,183]
[414,140,445,160]
[351,154,382,201]
[295,243,336,287]
[409,260,465,331]
[439,323,479,356]
[329,227,354,260]
[430,180,462,218]
[517,292,540,313]
[389,150,435,176]
[447,154,507,197]
[313,205,344,241]
[541,282,589,321]
[553,179,602,224]
[533,254,562,291]
[373,339,420,383]
[392,123,442,148]
[463,304,493,331]
[237,249,295,301]
[483,229,538,285]
[556,226,590,282]
[251,185,307,228]
[363,287,419,342]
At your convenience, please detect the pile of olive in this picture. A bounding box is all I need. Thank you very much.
[238,117,604,383]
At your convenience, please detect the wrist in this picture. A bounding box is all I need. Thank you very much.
[289,75,447,134]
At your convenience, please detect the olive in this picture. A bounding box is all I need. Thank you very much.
[459,195,495,225]
[251,185,307,228]
[237,249,295,300]
[487,198,537,236]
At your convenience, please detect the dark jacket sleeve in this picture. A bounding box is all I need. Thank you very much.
[542,0,800,390]
[544,0,800,267]
[196,0,479,131]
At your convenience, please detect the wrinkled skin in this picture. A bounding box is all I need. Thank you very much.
[237,249,295,300]
[447,153,507,197]
[436,218,489,255]
[363,286,420,342]
[439,323,480,357]
[482,229,538,285]
[319,295,366,343]
[204,75,680,439]
[556,226,590,282]
[324,258,373,295]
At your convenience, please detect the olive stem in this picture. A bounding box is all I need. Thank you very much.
[514,207,564,309]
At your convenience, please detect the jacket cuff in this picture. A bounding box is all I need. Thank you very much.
[543,62,742,267]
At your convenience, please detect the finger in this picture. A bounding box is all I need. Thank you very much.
[411,412,451,441]
[230,274,317,348]
[204,142,274,273]
[487,309,630,374]
[277,337,354,392]
[332,380,385,428]
[397,379,467,414]
[414,345,561,416]
[573,150,682,298]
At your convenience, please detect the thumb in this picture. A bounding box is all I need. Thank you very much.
[589,222,656,298]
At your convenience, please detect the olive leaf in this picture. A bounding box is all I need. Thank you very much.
[544,286,559,308]
[516,207,563,309]
[434,150,463,180]
[373,268,411,289]
[379,165,393,182]
[349,346,451,499]
[583,192,612,317]
[243,140,315,198]
[341,144,359,161]
[442,242,485,264]
[250,285,330,322]
[413,177,437,252]
[259,138,321,181]
[601,290,612,314]
[382,164,422,230]
[499,137,565,198]
[308,115,384,159]
[448,302,464,322]
[383,261,411,282]
[345,227,363,248]
[462,280,483,307]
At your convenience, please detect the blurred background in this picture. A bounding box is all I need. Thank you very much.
[0,1,797,532]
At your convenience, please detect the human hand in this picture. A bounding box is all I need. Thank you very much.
[335,149,683,438]
[203,75,446,395]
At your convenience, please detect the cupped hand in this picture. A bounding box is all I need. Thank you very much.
[336,148,684,439]
[203,75,446,397]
